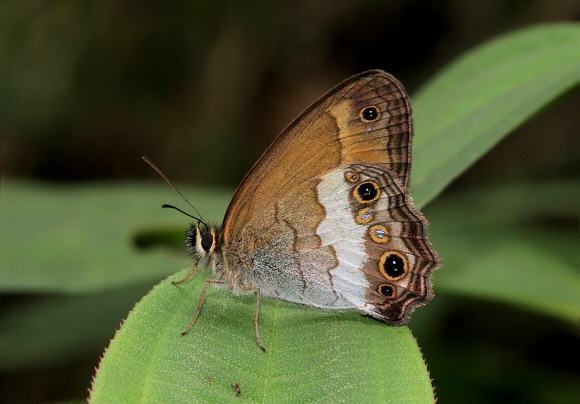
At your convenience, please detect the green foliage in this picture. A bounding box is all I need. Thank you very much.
[427,181,579,323]
[0,182,230,292]
[411,23,580,207]
[1,282,154,369]
[2,23,578,403]
[90,269,434,403]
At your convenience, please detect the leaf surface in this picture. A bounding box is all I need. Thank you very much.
[411,23,580,206]
[90,271,435,403]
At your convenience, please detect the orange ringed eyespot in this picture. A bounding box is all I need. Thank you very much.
[378,283,396,298]
[353,181,380,204]
[345,171,359,183]
[379,251,408,281]
[360,106,380,122]
[356,207,374,224]
[369,225,389,243]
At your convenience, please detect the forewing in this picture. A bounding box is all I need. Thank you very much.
[223,70,414,245]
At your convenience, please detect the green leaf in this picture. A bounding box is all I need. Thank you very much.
[0,180,231,293]
[423,180,579,227]
[411,23,580,207]
[0,282,153,370]
[431,225,578,324]
[425,181,579,323]
[90,270,434,403]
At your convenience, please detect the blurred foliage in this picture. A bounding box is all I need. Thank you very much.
[1,1,578,403]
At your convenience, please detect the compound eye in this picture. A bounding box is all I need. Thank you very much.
[201,233,214,251]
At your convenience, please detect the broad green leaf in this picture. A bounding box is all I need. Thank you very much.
[90,270,434,403]
[425,181,579,323]
[411,23,580,207]
[0,180,230,293]
[0,282,152,370]
[425,180,579,227]
[431,225,578,323]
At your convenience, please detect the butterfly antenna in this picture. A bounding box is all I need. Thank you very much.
[161,204,203,222]
[142,156,208,228]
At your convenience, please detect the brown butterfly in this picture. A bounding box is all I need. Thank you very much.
[145,69,440,351]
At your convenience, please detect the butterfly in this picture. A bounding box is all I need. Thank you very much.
[145,69,440,351]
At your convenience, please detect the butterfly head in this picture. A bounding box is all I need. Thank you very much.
[186,223,221,259]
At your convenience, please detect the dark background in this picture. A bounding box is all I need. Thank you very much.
[3,1,578,189]
[1,1,578,403]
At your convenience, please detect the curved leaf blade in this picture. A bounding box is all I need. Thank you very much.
[90,270,434,403]
[0,283,153,370]
[411,23,580,207]
[0,180,230,293]
[432,226,579,323]
[426,182,579,323]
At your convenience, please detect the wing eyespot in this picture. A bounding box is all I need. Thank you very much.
[378,283,396,298]
[379,251,408,281]
[355,207,374,224]
[369,224,389,243]
[360,106,380,122]
[353,181,380,204]
[344,171,360,183]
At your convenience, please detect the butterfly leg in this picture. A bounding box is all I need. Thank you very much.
[241,285,265,352]
[172,261,199,285]
[181,278,225,336]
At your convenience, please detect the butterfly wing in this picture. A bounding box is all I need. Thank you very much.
[219,70,439,324]
[232,163,438,325]
[223,70,413,246]
[319,163,439,324]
